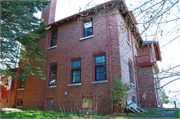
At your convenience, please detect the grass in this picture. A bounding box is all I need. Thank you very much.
[133,109,163,116]
[175,110,180,118]
[1,110,128,118]
[1,109,179,118]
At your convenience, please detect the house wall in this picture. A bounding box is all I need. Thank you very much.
[0,78,25,108]
[116,9,138,104]
[21,7,125,112]
[137,66,157,108]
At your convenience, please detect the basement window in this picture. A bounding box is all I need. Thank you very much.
[47,99,54,109]
[82,97,92,109]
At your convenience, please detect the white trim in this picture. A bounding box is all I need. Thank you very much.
[46,85,57,88]
[67,83,82,86]
[80,35,94,41]
[47,45,57,50]
[17,88,25,90]
[91,80,108,84]
[127,41,132,47]
[130,83,135,87]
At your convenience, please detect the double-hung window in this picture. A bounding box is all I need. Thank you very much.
[128,61,133,84]
[71,60,81,83]
[20,78,26,88]
[50,30,57,47]
[95,55,106,81]
[83,18,93,37]
[49,65,57,86]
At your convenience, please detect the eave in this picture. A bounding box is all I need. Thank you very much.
[47,0,143,45]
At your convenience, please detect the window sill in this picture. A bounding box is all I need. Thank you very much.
[17,88,25,90]
[127,41,132,47]
[46,85,57,88]
[80,35,94,41]
[91,80,108,84]
[67,83,82,86]
[16,106,22,108]
[47,45,57,50]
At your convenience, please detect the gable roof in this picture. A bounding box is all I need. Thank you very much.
[47,0,143,44]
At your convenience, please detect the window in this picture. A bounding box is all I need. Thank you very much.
[50,30,57,47]
[95,55,106,81]
[17,99,23,106]
[49,65,57,86]
[126,28,131,42]
[47,99,54,109]
[132,96,136,103]
[82,97,92,109]
[128,60,133,84]
[71,60,81,83]
[20,78,26,88]
[83,18,93,37]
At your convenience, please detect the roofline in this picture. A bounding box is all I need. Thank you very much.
[47,0,114,26]
[47,0,143,43]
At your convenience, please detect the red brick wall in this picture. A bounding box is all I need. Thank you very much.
[137,66,157,108]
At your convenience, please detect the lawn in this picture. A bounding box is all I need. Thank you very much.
[1,109,179,118]
[1,110,128,118]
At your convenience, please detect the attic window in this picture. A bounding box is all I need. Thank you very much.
[83,18,93,37]
[50,30,57,47]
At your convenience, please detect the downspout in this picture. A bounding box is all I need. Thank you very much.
[40,30,49,109]
[131,37,140,106]
[13,80,17,107]
[106,11,113,112]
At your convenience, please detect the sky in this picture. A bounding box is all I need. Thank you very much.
[36,0,180,99]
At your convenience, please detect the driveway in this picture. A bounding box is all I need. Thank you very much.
[128,111,176,118]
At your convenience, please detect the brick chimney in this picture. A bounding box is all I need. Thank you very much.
[41,0,57,25]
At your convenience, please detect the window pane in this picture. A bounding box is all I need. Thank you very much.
[84,28,93,37]
[82,98,92,109]
[50,65,57,72]
[47,99,54,109]
[72,76,80,83]
[95,55,105,64]
[96,65,105,72]
[128,62,133,83]
[73,69,80,75]
[96,72,106,80]
[20,78,26,88]
[49,72,57,86]
[72,60,81,68]
[72,69,80,83]
[84,21,92,28]
[18,100,23,106]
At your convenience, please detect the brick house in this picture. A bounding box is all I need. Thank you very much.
[1,0,162,112]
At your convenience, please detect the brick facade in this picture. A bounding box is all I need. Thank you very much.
[1,0,162,112]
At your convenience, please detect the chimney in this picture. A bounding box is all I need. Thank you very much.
[41,0,57,25]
